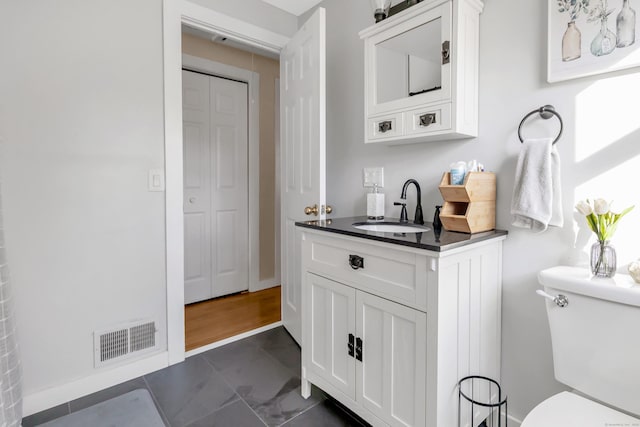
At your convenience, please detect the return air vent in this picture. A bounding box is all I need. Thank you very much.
[94,320,157,368]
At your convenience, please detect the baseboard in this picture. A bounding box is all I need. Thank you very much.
[506,412,522,427]
[250,277,280,292]
[22,351,169,417]
[185,321,283,357]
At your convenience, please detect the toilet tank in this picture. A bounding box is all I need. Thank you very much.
[538,266,640,416]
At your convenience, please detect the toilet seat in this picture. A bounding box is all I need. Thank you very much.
[522,391,640,427]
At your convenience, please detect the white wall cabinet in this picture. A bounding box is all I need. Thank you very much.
[300,229,504,427]
[360,0,483,143]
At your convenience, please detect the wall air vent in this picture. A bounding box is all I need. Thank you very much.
[94,320,157,368]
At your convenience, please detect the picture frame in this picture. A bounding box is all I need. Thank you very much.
[548,0,640,82]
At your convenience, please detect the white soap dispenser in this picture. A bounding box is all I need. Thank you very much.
[367,184,385,220]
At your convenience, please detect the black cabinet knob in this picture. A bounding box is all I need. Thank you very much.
[349,254,364,270]
[348,333,355,357]
[355,337,363,362]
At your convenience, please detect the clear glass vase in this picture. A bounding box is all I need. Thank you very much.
[591,17,617,56]
[617,0,636,48]
[562,21,582,61]
[590,240,617,278]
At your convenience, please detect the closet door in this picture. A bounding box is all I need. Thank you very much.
[183,70,213,304]
[209,76,249,298]
[183,70,249,303]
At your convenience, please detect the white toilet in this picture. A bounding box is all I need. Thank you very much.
[521,266,640,426]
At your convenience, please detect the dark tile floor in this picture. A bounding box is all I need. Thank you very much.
[23,327,370,427]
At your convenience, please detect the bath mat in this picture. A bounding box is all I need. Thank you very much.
[39,389,164,427]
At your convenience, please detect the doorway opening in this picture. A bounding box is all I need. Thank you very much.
[181,26,282,353]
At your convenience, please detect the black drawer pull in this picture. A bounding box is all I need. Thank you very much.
[378,120,392,133]
[355,337,363,362]
[419,113,436,127]
[349,254,364,270]
[348,333,355,357]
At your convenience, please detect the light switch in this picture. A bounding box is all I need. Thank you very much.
[148,169,165,192]
[363,167,384,188]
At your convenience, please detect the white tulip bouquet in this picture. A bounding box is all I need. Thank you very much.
[575,198,634,277]
[575,198,634,242]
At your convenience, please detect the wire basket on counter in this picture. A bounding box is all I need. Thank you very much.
[458,375,508,427]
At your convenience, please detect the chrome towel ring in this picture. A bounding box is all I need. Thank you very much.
[518,105,563,145]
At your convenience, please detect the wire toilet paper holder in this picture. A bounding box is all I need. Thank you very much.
[458,375,508,427]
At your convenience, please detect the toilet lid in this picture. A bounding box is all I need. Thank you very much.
[521,391,640,427]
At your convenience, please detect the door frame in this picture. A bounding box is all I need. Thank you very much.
[163,0,290,364]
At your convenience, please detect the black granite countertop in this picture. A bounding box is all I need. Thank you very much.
[295,216,508,252]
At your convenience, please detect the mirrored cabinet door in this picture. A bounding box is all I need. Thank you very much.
[366,2,451,117]
[376,18,443,104]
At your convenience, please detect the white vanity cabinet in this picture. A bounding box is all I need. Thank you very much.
[299,228,504,427]
[360,0,483,143]
[305,272,427,427]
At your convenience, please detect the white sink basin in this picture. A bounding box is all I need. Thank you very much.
[352,222,430,233]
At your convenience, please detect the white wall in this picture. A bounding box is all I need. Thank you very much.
[308,0,640,422]
[189,0,298,37]
[0,0,300,414]
[0,0,167,407]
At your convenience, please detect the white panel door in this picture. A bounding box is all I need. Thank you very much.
[357,291,427,427]
[183,70,249,304]
[183,70,213,304]
[306,273,356,400]
[280,7,326,345]
[209,77,249,298]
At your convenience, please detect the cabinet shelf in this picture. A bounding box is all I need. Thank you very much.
[438,172,495,233]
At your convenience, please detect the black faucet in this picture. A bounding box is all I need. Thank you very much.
[393,201,408,222]
[398,179,424,225]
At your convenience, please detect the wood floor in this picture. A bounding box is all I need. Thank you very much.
[184,286,281,351]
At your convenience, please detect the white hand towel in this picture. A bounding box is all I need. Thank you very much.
[511,138,563,232]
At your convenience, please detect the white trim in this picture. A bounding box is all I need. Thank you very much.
[181,54,261,295]
[184,322,283,357]
[254,278,280,292]
[181,1,290,55]
[274,77,281,285]
[163,0,186,366]
[182,54,259,81]
[507,413,523,427]
[163,0,290,365]
[22,352,169,417]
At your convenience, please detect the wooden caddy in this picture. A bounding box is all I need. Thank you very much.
[438,172,496,233]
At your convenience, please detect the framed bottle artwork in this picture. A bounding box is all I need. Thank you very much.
[548,0,640,82]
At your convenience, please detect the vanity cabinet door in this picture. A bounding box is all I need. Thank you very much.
[305,273,357,400]
[356,291,427,427]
